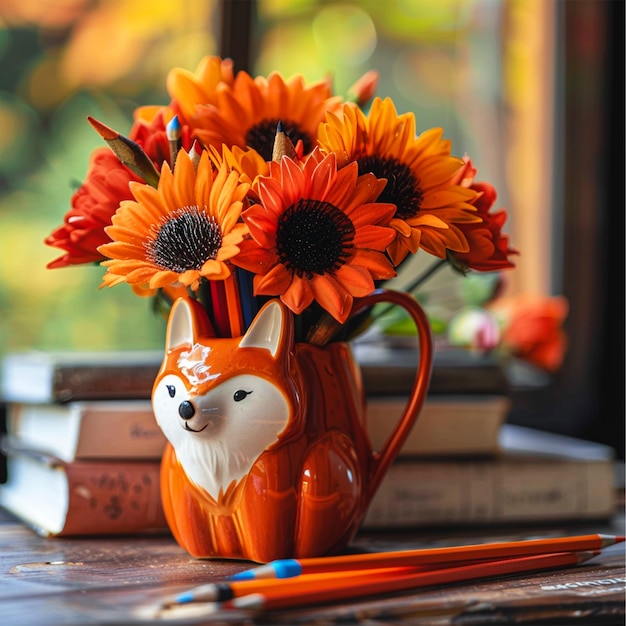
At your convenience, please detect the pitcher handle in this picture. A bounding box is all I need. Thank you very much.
[349,288,434,500]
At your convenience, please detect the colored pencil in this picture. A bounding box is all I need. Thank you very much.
[272,120,297,161]
[228,550,597,612]
[188,139,203,168]
[230,534,624,580]
[236,267,257,329]
[209,279,230,338]
[169,565,422,605]
[166,114,182,168]
[223,271,244,338]
[87,116,160,187]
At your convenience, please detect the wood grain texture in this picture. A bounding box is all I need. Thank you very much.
[1,508,623,625]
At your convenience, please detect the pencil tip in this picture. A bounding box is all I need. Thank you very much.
[166,114,182,139]
[272,122,297,162]
[577,550,600,564]
[173,591,194,604]
[230,569,256,581]
[231,592,265,611]
[87,116,118,140]
[139,600,221,621]
[599,534,625,547]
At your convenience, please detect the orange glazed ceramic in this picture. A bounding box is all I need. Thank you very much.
[152,289,433,563]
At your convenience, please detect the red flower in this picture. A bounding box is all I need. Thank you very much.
[449,159,517,272]
[491,295,569,372]
[45,148,142,268]
[130,106,194,167]
[45,106,195,269]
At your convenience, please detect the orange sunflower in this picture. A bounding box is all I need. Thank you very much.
[166,55,235,125]
[45,106,197,269]
[98,150,249,292]
[231,151,397,323]
[317,98,480,266]
[188,70,343,162]
[208,144,270,203]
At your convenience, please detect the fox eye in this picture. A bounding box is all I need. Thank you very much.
[166,385,176,398]
[233,389,252,402]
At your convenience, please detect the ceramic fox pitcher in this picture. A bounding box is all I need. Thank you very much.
[152,289,433,563]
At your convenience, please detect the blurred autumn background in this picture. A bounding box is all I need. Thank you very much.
[0,0,542,354]
[0,0,622,453]
[0,0,220,353]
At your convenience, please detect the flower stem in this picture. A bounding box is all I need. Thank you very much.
[403,257,449,295]
[371,257,449,322]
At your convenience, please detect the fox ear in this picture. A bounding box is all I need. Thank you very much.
[239,299,291,358]
[165,297,214,350]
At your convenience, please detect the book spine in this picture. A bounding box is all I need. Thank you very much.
[59,461,167,536]
[54,366,160,401]
[7,402,166,462]
[365,396,509,456]
[358,358,508,396]
[362,458,616,528]
[71,405,165,460]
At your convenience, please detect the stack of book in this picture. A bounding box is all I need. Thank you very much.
[0,347,618,536]
[357,345,511,457]
[0,351,168,537]
[355,343,618,529]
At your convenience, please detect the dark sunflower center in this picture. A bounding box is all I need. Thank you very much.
[245,118,312,161]
[276,199,355,278]
[358,155,423,220]
[146,206,222,273]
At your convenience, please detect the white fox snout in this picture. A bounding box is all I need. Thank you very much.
[178,401,225,435]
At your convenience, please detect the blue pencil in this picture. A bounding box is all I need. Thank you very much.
[166,114,182,167]
[236,267,258,330]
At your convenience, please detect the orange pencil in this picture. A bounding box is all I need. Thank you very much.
[230,533,624,580]
[170,565,423,605]
[228,551,597,612]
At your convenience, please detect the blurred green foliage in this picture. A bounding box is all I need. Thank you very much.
[0,1,220,360]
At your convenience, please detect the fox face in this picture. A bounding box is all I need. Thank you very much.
[152,298,297,501]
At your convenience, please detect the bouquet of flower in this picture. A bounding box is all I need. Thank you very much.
[45,55,517,345]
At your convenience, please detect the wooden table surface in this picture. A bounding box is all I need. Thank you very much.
[1,508,624,625]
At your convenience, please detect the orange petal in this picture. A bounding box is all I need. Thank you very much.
[352,249,397,280]
[334,263,375,297]
[254,263,293,296]
[280,274,314,314]
[200,259,231,279]
[353,224,396,250]
[310,274,352,323]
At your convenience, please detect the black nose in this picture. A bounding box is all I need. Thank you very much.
[178,401,195,420]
